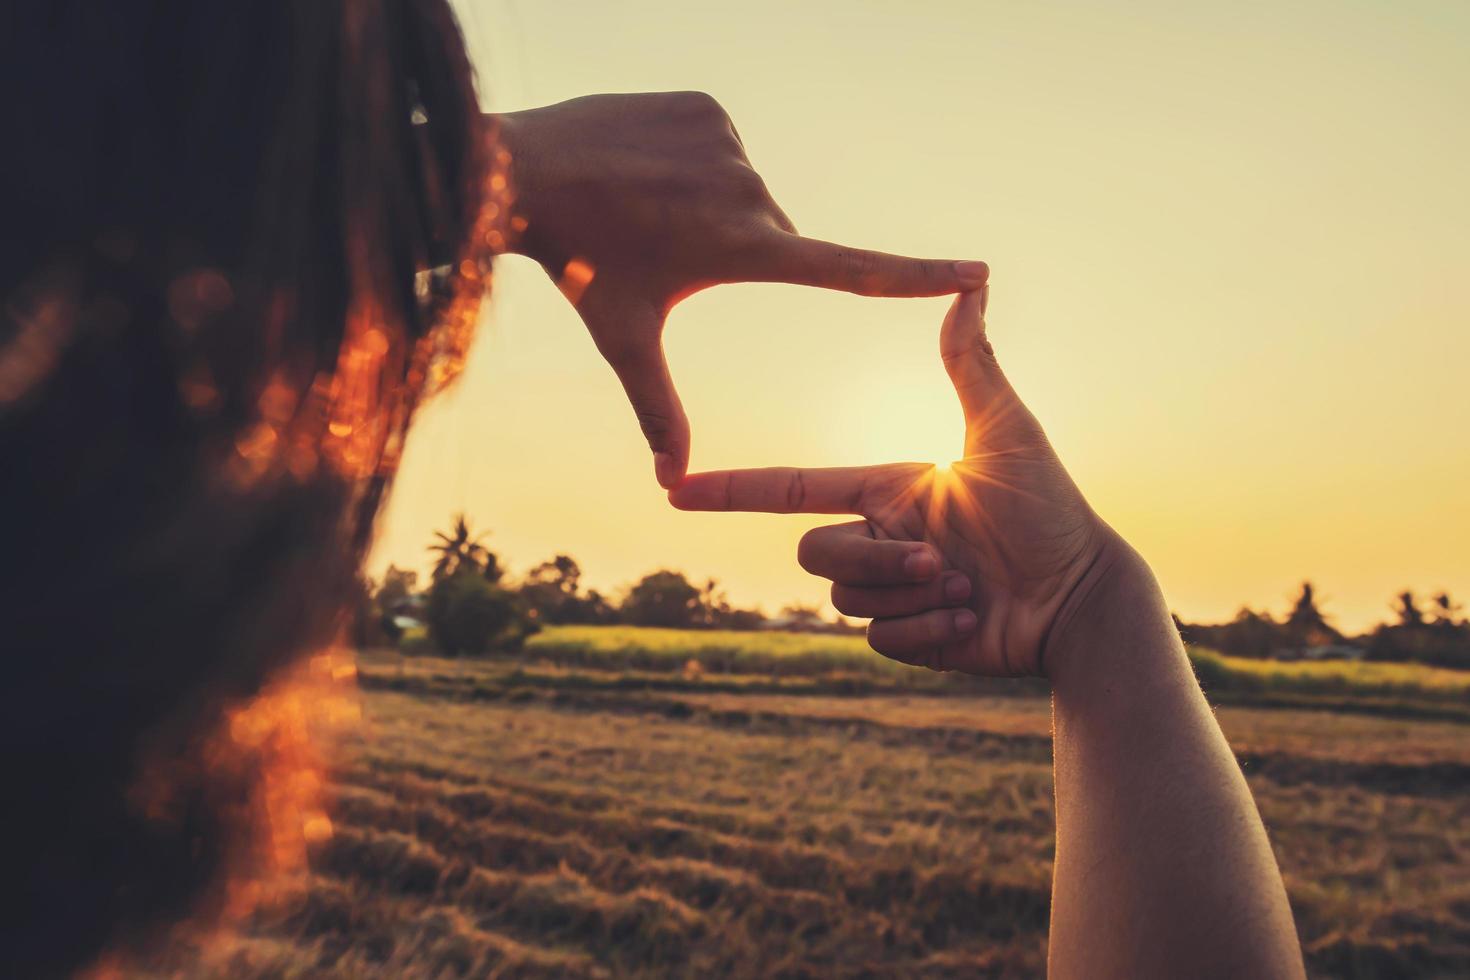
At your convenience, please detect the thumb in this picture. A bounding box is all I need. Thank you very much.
[941,285,1018,426]
[582,294,690,489]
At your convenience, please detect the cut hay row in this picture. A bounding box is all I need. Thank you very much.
[307,807,1046,976]
[337,764,1052,928]
[357,673,1470,799]
[155,653,1470,978]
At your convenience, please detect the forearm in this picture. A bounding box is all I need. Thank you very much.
[1045,538,1303,979]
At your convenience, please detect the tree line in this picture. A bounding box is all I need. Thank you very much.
[1175,581,1470,669]
[357,515,1469,669]
[354,514,859,657]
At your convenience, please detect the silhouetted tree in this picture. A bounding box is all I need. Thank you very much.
[1178,606,1285,659]
[581,589,617,624]
[520,554,609,624]
[722,607,768,631]
[1367,589,1470,667]
[697,578,731,627]
[426,567,537,656]
[621,570,703,628]
[1393,590,1424,628]
[537,555,582,592]
[429,513,492,581]
[1282,581,1340,649]
[1429,591,1464,628]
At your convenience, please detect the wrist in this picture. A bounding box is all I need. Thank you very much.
[1041,528,1176,689]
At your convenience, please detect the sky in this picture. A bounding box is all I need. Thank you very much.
[369,0,1470,633]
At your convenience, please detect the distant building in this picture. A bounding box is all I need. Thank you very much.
[383,594,427,635]
[760,613,865,635]
[1297,643,1366,662]
[759,615,810,632]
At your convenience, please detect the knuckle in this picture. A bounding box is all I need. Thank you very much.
[841,249,878,284]
[676,90,726,121]
[783,469,807,513]
[732,167,768,202]
[634,410,675,444]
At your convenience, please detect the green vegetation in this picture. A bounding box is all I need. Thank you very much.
[370,513,1470,670]
[425,570,537,656]
[527,625,904,678]
[1179,581,1470,669]
[1189,647,1470,703]
[507,625,1470,719]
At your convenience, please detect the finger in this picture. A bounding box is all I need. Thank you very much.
[669,463,922,514]
[582,295,690,489]
[832,572,972,619]
[867,608,978,666]
[941,285,1017,424]
[797,521,943,585]
[763,234,989,297]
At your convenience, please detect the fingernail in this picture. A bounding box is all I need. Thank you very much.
[954,609,978,633]
[979,282,990,317]
[654,452,678,488]
[903,549,937,579]
[944,574,971,602]
[954,260,989,288]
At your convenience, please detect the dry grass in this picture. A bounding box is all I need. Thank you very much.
[141,631,1470,978]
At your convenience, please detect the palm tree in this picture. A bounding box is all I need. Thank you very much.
[697,577,729,627]
[1393,590,1424,628]
[1284,581,1339,647]
[1429,591,1464,627]
[429,513,490,581]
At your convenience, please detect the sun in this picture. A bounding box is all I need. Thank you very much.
[854,392,965,470]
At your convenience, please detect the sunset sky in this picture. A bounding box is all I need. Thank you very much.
[370,0,1469,632]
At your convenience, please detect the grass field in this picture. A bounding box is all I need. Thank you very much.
[514,625,1470,719]
[151,627,1470,978]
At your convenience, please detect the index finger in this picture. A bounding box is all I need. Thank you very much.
[760,234,989,298]
[668,463,935,514]
[668,466,871,514]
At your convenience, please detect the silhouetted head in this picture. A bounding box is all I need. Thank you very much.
[0,2,491,974]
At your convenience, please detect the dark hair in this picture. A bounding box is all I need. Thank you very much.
[0,2,492,974]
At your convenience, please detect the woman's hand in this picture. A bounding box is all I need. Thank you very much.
[669,288,1131,678]
[493,92,989,488]
[673,288,1306,977]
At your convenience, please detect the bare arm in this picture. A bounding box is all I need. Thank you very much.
[1045,542,1302,978]
[668,288,1304,977]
